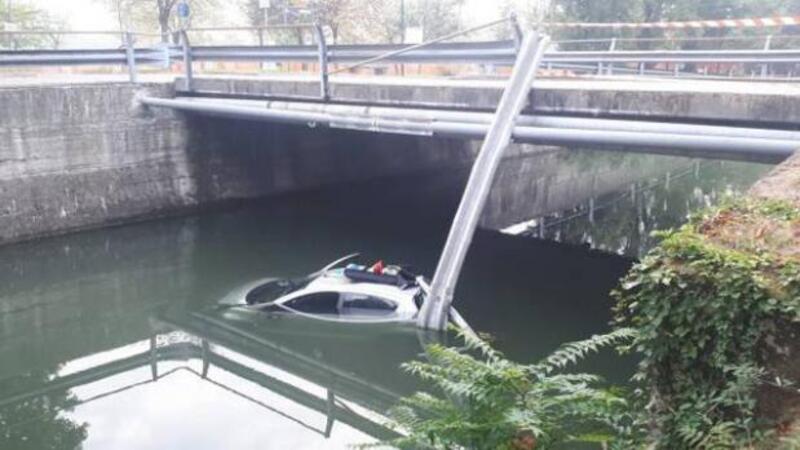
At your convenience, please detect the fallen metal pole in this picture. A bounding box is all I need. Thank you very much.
[139,95,799,162]
[420,33,550,330]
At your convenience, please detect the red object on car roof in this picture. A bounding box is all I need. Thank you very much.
[369,260,385,275]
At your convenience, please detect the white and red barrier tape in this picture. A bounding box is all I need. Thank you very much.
[546,16,800,29]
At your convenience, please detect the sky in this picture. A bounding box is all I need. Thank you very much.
[30,0,116,31]
[27,0,502,31]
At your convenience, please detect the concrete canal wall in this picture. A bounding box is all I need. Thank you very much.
[0,82,191,244]
[0,81,480,244]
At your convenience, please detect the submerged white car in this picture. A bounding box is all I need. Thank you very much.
[229,254,425,324]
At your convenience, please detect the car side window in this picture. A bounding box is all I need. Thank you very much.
[283,292,340,314]
[340,293,397,312]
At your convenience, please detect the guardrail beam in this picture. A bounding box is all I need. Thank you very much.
[181,30,193,92]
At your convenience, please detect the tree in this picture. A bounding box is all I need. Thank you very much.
[415,0,467,40]
[496,0,554,40]
[529,0,792,45]
[241,0,266,29]
[241,0,354,44]
[344,0,404,43]
[0,370,88,450]
[341,0,467,44]
[101,0,220,42]
[306,0,353,43]
[0,1,66,49]
[548,0,645,41]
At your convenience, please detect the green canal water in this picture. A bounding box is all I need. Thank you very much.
[0,151,772,449]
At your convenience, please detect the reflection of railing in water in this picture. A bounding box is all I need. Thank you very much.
[0,318,400,441]
[513,162,700,235]
[178,311,403,408]
[185,365,337,437]
[501,160,752,257]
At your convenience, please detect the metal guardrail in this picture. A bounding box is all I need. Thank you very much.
[6,41,800,64]
[2,21,800,86]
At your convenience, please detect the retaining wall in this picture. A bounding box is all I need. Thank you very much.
[0,81,481,244]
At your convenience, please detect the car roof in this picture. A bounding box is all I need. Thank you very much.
[289,271,417,302]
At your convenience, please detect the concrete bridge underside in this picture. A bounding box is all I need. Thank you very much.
[0,75,797,245]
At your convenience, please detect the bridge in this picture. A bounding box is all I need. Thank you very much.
[2,19,799,329]
[6,19,797,159]
[3,19,800,144]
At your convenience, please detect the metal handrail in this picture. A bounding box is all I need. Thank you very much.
[186,23,319,32]
[2,31,800,82]
[328,16,515,75]
[0,30,166,39]
[4,43,800,64]
[0,26,317,37]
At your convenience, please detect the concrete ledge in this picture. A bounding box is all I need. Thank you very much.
[176,75,800,127]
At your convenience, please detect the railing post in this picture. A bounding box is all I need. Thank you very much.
[761,35,772,79]
[607,37,616,75]
[149,335,158,381]
[201,339,210,378]
[181,30,194,92]
[324,390,335,437]
[313,23,330,101]
[124,31,138,83]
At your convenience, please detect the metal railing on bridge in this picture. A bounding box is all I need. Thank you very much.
[3,17,800,88]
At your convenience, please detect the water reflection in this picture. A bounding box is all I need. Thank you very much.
[1,307,428,449]
[503,160,772,257]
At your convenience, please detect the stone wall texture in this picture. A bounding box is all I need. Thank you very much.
[0,81,479,244]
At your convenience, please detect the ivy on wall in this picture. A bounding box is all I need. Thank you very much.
[613,198,800,448]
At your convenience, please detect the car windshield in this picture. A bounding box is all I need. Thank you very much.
[246,278,310,305]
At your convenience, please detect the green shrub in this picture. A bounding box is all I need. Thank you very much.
[613,198,800,448]
[383,328,636,450]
